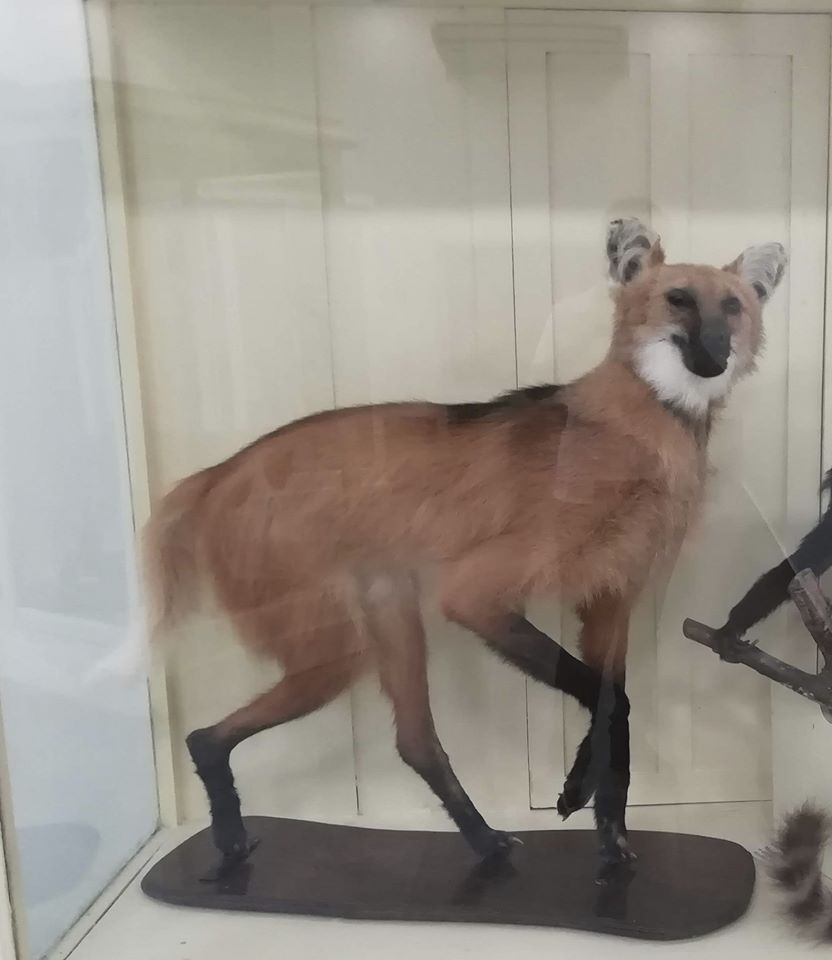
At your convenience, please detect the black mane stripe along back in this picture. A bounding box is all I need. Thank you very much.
[445,384,563,424]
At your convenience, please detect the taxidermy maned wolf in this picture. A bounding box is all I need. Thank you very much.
[144,217,787,879]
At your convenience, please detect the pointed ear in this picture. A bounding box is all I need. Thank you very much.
[724,242,788,302]
[606,217,665,285]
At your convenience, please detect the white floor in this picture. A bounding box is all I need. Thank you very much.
[64,802,822,960]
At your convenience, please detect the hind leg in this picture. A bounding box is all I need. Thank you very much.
[187,655,360,880]
[364,578,515,860]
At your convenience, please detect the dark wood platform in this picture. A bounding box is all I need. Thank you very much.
[142,817,755,941]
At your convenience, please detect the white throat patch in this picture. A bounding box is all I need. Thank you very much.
[634,337,736,416]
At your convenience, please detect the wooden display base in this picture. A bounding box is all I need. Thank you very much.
[142,817,754,941]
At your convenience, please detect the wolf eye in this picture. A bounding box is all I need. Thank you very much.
[723,296,742,316]
[665,288,694,308]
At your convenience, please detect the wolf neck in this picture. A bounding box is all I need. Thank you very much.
[659,397,714,447]
[577,359,715,445]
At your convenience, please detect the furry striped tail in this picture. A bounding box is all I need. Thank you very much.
[142,467,216,635]
[767,803,832,941]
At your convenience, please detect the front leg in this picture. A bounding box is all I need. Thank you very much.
[592,682,634,865]
[442,595,632,864]
[563,593,634,865]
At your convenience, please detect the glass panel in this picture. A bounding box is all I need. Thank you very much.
[0,1,158,957]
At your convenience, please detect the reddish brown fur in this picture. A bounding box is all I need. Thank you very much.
[147,372,697,673]
[144,227,780,869]
[145,249,765,690]
[143,234,779,867]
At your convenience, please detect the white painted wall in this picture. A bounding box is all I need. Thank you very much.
[109,2,358,825]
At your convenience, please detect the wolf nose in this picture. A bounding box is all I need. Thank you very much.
[696,325,730,377]
[701,327,730,361]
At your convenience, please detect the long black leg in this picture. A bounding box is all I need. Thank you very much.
[447,611,631,862]
[368,583,518,861]
[591,679,632,864]
[186,728,259,880]
[556,674,632,863]
[479,614,616,712]
[558,734,595,817]
[186,661,357,880]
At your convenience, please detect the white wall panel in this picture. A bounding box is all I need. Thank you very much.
[315,6,525,817]
[110,3,357,822]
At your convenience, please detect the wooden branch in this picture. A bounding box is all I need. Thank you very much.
[789,569,832,671]
[683,617,832,711]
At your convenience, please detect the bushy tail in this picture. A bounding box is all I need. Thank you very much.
[142,468,217,635]
[767,803,832,941]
